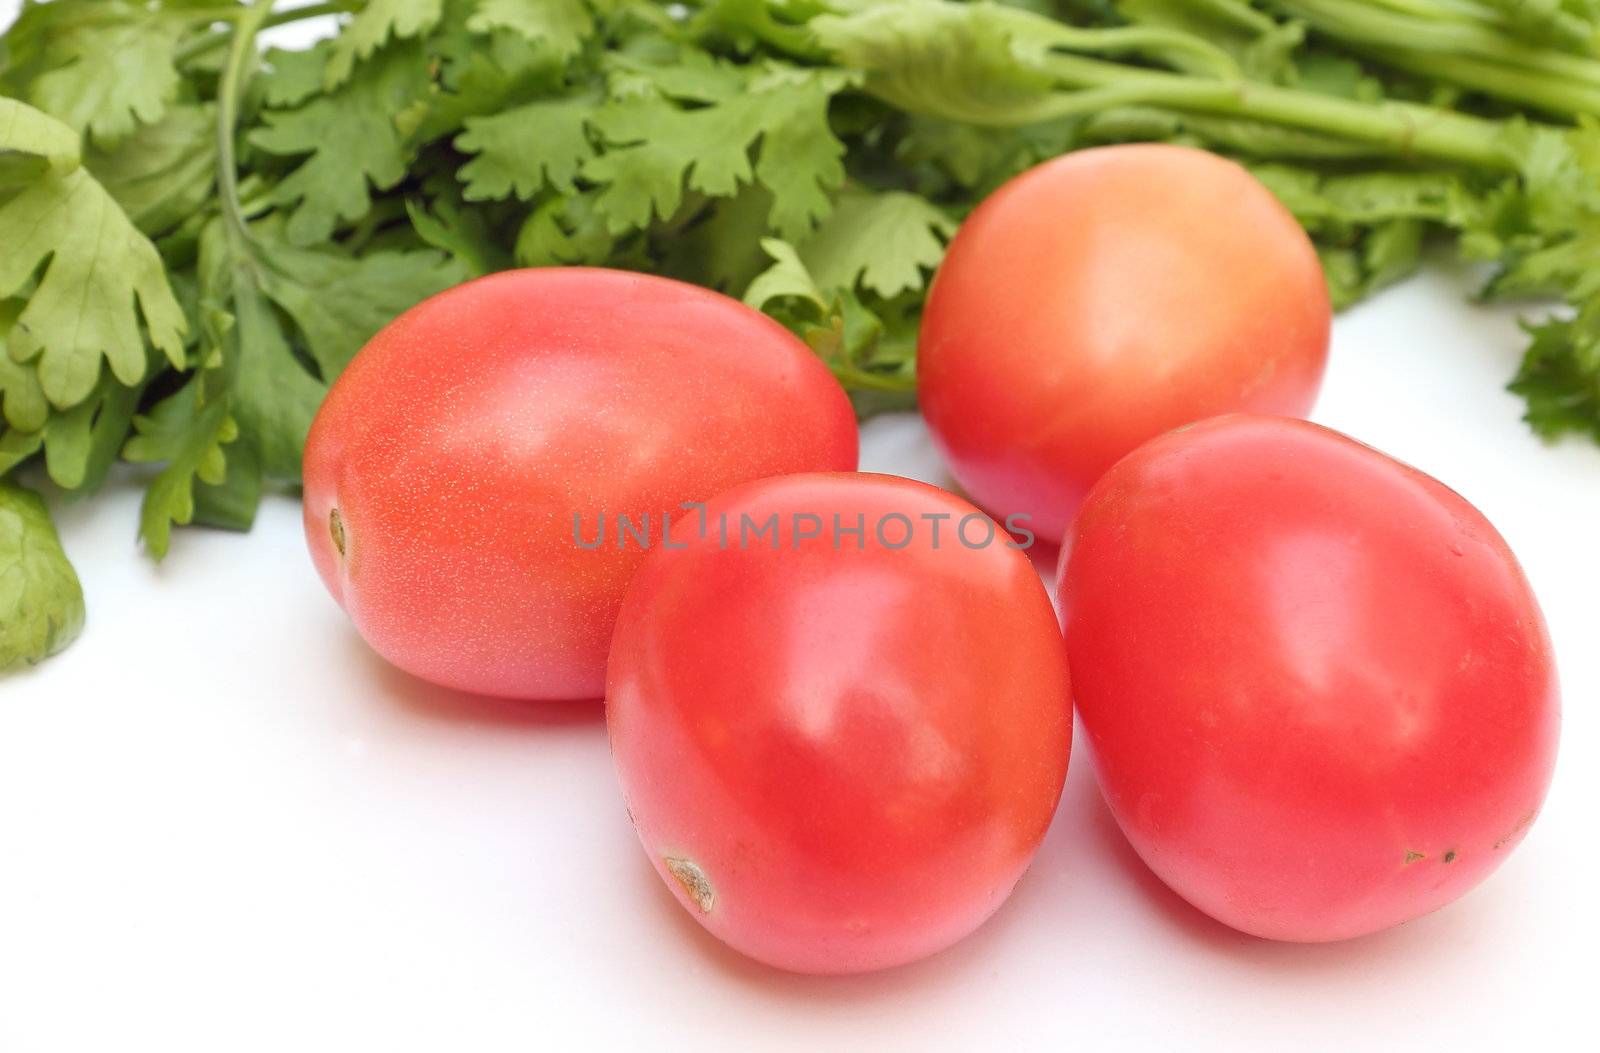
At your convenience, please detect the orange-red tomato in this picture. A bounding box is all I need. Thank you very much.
[1059,415,1559,941]
[607,473,1072,973]
[919,144,1331,541]
[303,268,857,700]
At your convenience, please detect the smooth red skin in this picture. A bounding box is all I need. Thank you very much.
[607,473,1072,974]
[919,143,1331,542]
[303,268,858,700]
[1059,415,1560,942]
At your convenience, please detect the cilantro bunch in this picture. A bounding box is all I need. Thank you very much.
[3,0,1599,670]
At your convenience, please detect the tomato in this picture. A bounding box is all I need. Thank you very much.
[606,473,1072,973]
[1059,415,1559,941]
[918,143,1331,541]
[302,268,858,700]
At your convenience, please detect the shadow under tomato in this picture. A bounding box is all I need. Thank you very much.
[629,749,1107,1002]
[347,630,605,730]
[627,845,1026,1002]
[1080,754,1518,977]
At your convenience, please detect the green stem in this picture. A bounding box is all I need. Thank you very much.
[1270,0,1600,87]
[1034,53,1517,169]
[1033,24,1243,80]
[176,2,356,65]
[216,0,278,253]
[1363,45,1600,117]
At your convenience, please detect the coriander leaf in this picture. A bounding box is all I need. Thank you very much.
[0,102,187,408]
[585,94,756,232]
[190,217,462,487]
[324,0,444,89]
[604,44,748,104]
[40,370,145,493]
[251,42,432,245]
[660,185,779,291]
[0,429,44,478]
[585,68,847,239]
[0,300,48,433]
[745,238,920,408]
[122,372,238,560]
[406,196,514,277]
[810,1,1061,126]
[799,189,956,299]
[0,354,48,434]
[85,103,216,236]
[1511,314,1600,443]
[0,94,81,185]
[746,66,852,239]
[456,94,597,199]
[25,3,182,144]
[260,43,333,109]
[0,481,85,671]
[514,192,619,266]
[744,237,827,313]
[253,234,465,382]
[466,0,595,63]
[394,29,564,144]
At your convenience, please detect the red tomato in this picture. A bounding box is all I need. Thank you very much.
[918,144,1331,541]
[607,473,1072,973]
[1059,415,1559,941]
[303,268,857,700]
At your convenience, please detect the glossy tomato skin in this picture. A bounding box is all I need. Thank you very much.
[607,473,1072,973]
[303,268,858,700]
[919,144,1331,541]
[1060,415,1559,941]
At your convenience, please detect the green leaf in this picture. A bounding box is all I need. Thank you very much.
[23,3,182,144]
[392,30,564,144]
[514,192,618,267]
[0,94,81,185]
[251,42,432,245]
[0,481,85,671]
[324,0,444,88]
[253,233,465,383]
[0,429,45,478]
[745,237,827,313]
[810,1,1061,126]
[799,189,956,299]
[585,67,848,239]
[0,300,49,433]
[122,373,239,560]
[466,0,595,63]
[0,103,187,408]
[406,196,514,278]
[1511,314,1600,443]
[84,103,216,236]
[456,94,598,199]
[260,43,333,109]
[186,217,462,491]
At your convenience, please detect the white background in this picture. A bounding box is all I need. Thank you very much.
[3,6,1599,1050]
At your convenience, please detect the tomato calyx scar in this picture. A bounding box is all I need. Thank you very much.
[329,508,347,558]
[664,856,714,913]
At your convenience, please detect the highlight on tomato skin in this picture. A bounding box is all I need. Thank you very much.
[918,143,1332,543]
[606,472,1073,974]
[1058,413,1560,942]
[301,267,859,701]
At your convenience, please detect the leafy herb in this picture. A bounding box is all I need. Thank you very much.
[0,479,84,670]
[3,0,1600,668]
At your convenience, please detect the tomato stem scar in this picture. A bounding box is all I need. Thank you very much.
[664,857,714,913]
